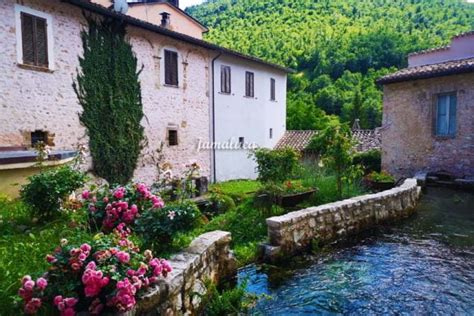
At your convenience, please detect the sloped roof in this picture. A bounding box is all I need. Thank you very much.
[274,130,318,151]
[64,0,294,73]
[275,129,381,153]
[352,128,381,152]
[377,57,474,84]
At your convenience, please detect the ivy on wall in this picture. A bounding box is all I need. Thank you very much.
[73,16,144,184]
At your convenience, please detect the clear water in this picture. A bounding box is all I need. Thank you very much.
[239,187,474,315]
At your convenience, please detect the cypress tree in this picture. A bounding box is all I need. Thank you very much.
[73,16,144,184]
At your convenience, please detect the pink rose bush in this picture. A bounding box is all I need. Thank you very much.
[18,225,171,315]
[82,183,165,232]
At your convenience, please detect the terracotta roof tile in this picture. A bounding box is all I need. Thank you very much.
[274,130,318,151]
[352,128,381,152]
[275,129,381,153]
[377,57,474,84]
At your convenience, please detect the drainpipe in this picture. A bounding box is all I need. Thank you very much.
[211,51,222,183]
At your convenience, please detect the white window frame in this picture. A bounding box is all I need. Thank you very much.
[15,4,55,70]
[160,46,182,87]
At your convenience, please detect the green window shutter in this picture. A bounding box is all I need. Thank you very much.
[448,94,457,136]
[436,95,448,135]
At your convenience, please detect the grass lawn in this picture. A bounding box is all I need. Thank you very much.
[209,179,262,196]
[0,196,91,314]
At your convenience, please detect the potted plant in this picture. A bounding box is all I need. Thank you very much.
[278,181,317,207]
[364,171,395,191]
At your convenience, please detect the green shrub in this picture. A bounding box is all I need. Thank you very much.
[252,148,300,183]
[299,164,366,205]
[309,123,362,198]
[20,166,86,219]
[253,183,284,213]
[366,170,395,183]
[135,201,201,253]
[353,149,381,174]
[209,192,236,214]
[203,281,253,316]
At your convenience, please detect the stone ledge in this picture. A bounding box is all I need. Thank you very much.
[128,230,237,316]
[264,179,421,261]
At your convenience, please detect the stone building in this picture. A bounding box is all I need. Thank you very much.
[0,0,290,195]
[378,32,474,178]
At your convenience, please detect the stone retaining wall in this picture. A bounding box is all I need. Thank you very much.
[130,231,237,316]
[263,179,421,261]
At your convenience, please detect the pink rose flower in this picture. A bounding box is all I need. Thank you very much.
[113,187,126,199]
[54,295,63,306]
[46,254,57,263]
[80,243,91,253]
[23,280,35,291]
[22,275,32,284]
[36,277,48,291]
[81,190,90,199]
[116,251,130,264]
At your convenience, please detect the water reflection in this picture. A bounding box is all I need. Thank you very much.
[240,187,474,315]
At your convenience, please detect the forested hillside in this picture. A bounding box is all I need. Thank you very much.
[187,0,474,129]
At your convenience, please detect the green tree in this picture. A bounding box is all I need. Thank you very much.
[308,123,360,198]
[73,16,144,184]
[187,0,474,130]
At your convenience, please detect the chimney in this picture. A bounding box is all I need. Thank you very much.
[160,12,171,28]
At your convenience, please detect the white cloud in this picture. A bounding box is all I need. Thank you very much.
[180,0,204,9]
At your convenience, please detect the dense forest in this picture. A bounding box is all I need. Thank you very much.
[187,0,474,129]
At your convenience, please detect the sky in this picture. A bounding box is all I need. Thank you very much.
[180,0,204,9]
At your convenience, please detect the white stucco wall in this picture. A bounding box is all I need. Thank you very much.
[213,55,287,181]
[0,0,212,185]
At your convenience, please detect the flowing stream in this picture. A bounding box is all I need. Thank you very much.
[239,187,474,315]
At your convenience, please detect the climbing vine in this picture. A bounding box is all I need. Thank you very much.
[73,16,144,184]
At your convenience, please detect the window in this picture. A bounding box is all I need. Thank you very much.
[238,137,244,148]
[168,129,178,146]
[21,12,48,67]
[269,128,273,139]
[270,78,276,101]
[245,71,254,97]
[435,93,457,137]
[31,130,47,146]
[164,49,178,86]
[221,65,231,94]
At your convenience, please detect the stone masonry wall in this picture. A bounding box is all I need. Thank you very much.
[264,179,421,260]
[130,231,237,316]
[0,0,212,184]
[381,73,474,179]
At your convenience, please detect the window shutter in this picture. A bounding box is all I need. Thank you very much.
[35,17,48,67]
[250,73,254,97]
[436,96,448,135]
[226,66,231,93]
[245,72,249,96]
[21,13,35,65]
[221,66,231,93]
[220,66,225,93]
[245,72,254,97]
[164,50,178,86]
[448,94,457,135]
[270,78,276,100]
[170,51,178,85]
